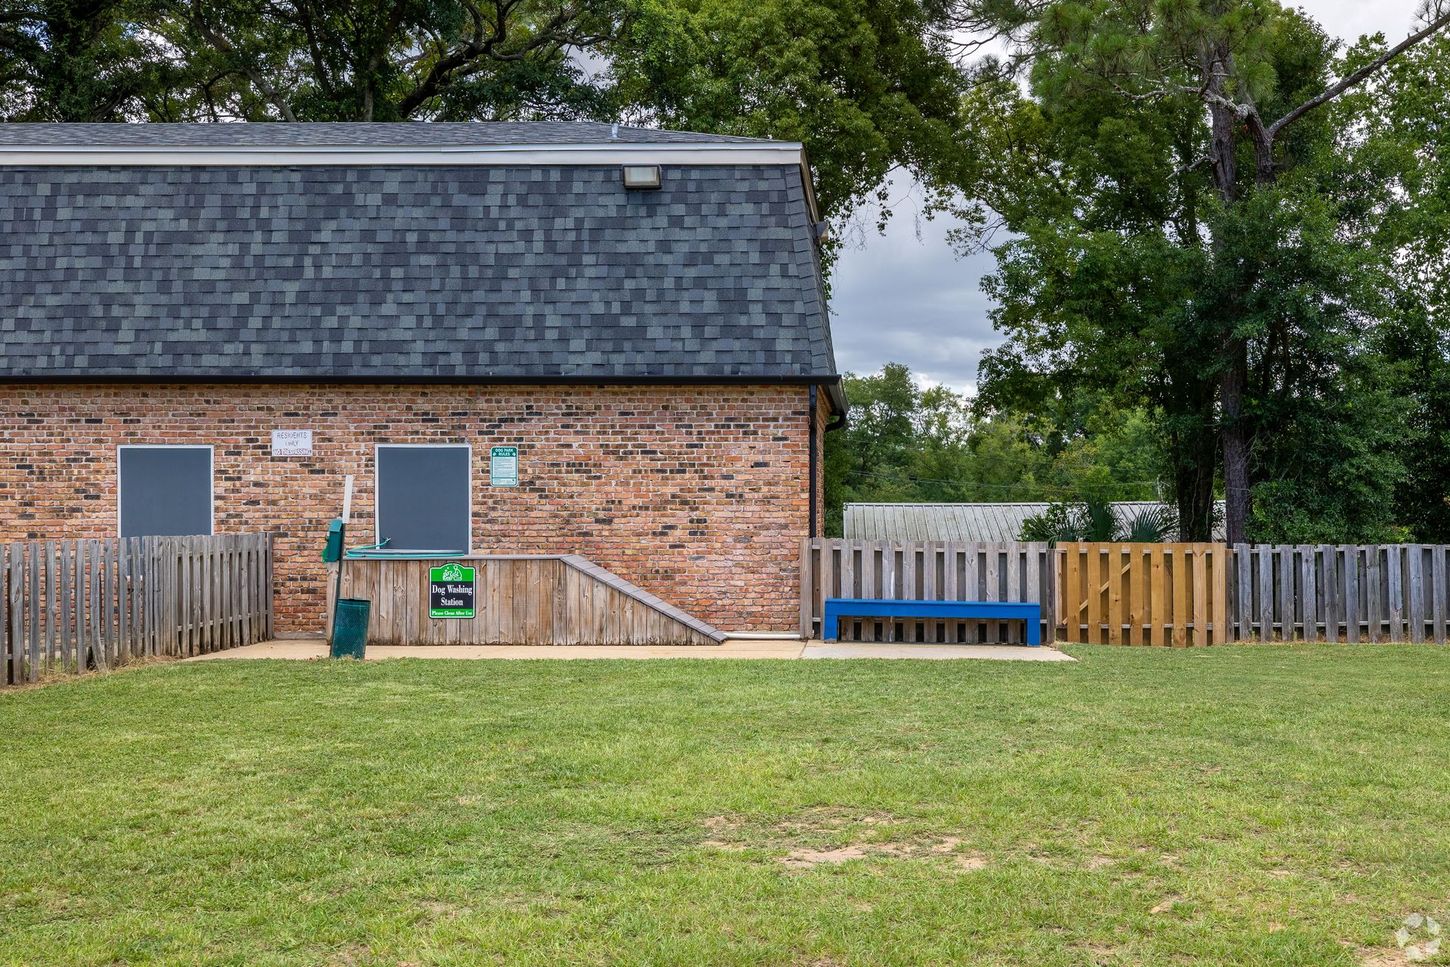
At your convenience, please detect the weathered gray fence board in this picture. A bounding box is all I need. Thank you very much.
[0,546,10,683]
[1434,546,1448,644]
[1,534,273,685]
[1321,545,1337,644]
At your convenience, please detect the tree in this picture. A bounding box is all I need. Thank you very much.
[0,0,178,120]
[1345,34,1450,540]
[959,0,1449,541]
[823,363,1167,535]
[603,0,968,220]
[153,0,623,122]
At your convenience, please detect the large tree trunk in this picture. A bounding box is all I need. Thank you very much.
[1220,340,1251,543]
[1217,118,1279,544]
[1202,70,1262,544]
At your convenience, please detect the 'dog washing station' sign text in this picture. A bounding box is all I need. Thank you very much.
[429,563,476,619]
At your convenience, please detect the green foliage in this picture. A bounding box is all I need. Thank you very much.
[604,0,968,220]
[824,363,1166,535]
[1120,503,1178,543]
[960,0,1441,543]
[1018,498,1126,545]
[1018,502,1079,544]
[0,0,180,120]
[1343,34,1450,541]
[1017,498,1176,545]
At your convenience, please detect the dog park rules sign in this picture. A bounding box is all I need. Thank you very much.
[429,563,476,619]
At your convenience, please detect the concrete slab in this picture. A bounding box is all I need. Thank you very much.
[802,643,1076,662]
[188,639,1073,662]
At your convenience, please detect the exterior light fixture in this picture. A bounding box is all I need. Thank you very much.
[622,165,662,190]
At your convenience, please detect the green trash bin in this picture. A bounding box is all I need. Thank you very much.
[330,598,371,659]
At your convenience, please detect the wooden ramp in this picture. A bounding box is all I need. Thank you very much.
[331,554,725,646]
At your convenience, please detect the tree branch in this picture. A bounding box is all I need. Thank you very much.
[1269,10,1450,135]
[187,0,297,121]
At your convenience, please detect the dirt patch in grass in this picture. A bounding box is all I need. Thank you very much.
[1358,950,1415,967]
[779,833,987,871]
[701,811,986,870]
[781,845,872,868]
[1070,940,1124,965]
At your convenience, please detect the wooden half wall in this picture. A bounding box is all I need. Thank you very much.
[329,554,725,646]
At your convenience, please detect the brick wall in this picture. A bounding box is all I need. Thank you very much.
[0,383,824,634]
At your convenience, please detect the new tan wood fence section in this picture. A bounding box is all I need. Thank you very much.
[799,539,1056,643]
[1230,544,1450,643]
[1057,543,1232,646]
[1,533,274,685]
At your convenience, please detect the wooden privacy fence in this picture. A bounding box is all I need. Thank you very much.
[1057,543,1232,646]
[1230,544,1450,643]
[800,539,1056,643]
[1,533,273,685]
[803,539,1450,646]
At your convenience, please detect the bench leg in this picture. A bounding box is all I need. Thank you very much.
[1027,614,1041,647]
[823,606,840,642]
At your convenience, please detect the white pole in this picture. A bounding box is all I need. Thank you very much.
[341,474,354,526]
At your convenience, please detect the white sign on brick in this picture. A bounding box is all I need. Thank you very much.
[271,429,313,457]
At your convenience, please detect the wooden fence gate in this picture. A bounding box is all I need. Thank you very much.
[800,539,1056,643]
[1057,542,1232,646]
[1,533,273,685]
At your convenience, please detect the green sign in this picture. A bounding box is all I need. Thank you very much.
[490,446,519,487]
[429,563,476,619]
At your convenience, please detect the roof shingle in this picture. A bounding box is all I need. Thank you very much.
[0,152,836,383]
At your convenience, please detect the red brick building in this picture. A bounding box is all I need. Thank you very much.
[0,123,844,635]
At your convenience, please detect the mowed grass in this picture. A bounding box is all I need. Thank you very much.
[2,647,1449,966]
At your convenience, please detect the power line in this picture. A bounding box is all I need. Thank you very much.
[836,468,1169,499]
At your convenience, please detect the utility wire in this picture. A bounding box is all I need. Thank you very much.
[837,468,1169,499]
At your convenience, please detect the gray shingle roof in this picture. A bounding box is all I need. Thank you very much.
[0,157,836,383]
[843,502,1227,542]
[0,121,774,147]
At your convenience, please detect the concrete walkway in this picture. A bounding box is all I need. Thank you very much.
[189,639,1076,662]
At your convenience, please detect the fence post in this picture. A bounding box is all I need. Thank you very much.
[265,533,275,640]
[798,537,813,640]
[0,546,8,686]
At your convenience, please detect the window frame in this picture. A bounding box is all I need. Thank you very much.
[373,443,473,553]
[116,444,216,538]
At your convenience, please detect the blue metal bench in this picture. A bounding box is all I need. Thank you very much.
[822,598,1042,646]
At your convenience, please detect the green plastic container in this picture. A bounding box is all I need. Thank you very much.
[330,598,371,659]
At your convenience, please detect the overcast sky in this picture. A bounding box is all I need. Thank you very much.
[828,0,1429,392]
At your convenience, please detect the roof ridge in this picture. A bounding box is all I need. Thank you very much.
[0,120,787,149]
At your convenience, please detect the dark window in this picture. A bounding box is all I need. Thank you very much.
[118,446,213,538]
[376,445,471,552]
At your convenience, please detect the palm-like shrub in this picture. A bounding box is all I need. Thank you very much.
[1121,504,1179,542]
[1020,500,1178,545]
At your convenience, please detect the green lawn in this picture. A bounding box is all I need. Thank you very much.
[2,647,1449,966]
